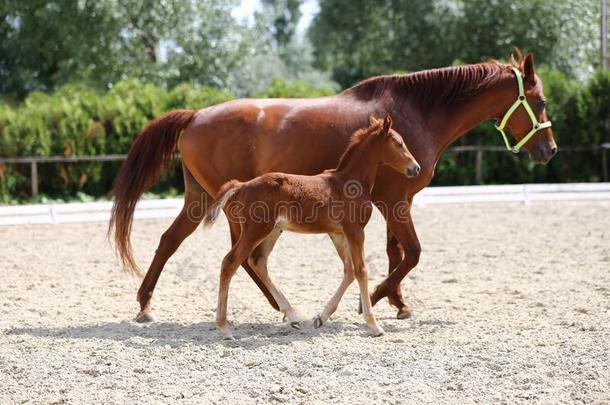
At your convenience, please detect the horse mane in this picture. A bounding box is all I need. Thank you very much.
[343,60,512,109]
[333,120,384,172]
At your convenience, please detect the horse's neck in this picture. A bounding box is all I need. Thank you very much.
[429,74,516,162]
[335,139,382,192]
[386,68,516,167]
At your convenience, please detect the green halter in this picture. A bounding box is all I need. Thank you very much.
[495,67,552,154]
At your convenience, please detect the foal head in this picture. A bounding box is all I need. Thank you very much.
[370,115,421,178]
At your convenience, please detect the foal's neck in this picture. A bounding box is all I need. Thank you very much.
[334,137,382,193]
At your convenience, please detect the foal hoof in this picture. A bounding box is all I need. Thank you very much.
[372,329,385,337]
[313,315,324,329]
[135,311,157,323]
[290,321,302,330]
[396,306,414,320]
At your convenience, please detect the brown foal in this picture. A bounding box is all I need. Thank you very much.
[203,115,420,339]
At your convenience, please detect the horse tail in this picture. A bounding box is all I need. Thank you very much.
[108,109,196,276]
[203,180,243,228]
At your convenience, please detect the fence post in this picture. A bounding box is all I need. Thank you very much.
[602,143,609,182]
[30,159,38,197]
[475,148,483,184]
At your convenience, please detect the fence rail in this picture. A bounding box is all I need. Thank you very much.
[1,182,609,226]
[1,144,610,196]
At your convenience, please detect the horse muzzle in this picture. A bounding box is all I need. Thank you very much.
[530,142,558,164]
[406,163,421,178]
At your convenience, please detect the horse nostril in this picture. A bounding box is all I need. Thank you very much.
[407,163,421,177]
[550,147,557,157]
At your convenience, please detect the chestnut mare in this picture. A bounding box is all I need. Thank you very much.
[203,115,420,339]
[109,51,557,322]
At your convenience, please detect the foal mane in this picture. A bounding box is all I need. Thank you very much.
[344,60,511,109]
[333,120,384,172]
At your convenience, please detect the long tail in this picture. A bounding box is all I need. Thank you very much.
[108,109,196,276]
[203,180,242,228]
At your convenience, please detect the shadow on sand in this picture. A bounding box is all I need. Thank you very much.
[5,314,454,349]
[4,319,380,349]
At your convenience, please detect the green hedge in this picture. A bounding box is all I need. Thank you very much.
[1,71,609,203]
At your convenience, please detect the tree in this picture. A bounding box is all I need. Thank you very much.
[0,0,121,98]
[259,0,303,50]
[0,0,244,98]
[309,0,599,88]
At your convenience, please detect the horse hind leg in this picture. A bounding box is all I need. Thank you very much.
[246,227,305,328]
[135,167,209,322]
[216,224,274,339]
[314,233,355,329]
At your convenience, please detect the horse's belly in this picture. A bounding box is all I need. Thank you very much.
[275,216,340,234]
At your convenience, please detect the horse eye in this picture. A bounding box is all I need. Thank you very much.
[539,100,547,108]
[395,141,402,148]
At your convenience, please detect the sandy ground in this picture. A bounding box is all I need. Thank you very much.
[1,201,609,404]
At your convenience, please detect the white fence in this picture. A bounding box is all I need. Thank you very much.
[1,183,609,226]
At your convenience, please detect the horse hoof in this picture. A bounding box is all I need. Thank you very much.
[372,327,385,337]
[396,306,414,319]
[135,312,157,323]
[290,321,302,330]
[313,315,324,329]
[223,335,236,341]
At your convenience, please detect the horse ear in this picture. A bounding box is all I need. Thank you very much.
[523,53,535,82]
[382,114,392,134]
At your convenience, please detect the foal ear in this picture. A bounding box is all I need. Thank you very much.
[382,114,392,134]
[523,53,536,82]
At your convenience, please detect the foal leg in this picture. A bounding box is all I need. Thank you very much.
[346,227,384,336]
[227,222,280,312]
[246,227,305,327]
[314,233,355,328]
[135,184,208,322]
[216,225,272,339]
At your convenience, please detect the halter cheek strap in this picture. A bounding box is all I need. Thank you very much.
[494,67,552,154]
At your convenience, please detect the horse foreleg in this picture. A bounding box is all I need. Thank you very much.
[314,233,355,328]
[385,226,413,318]
[370,208,421,319]
[346,227,384,336]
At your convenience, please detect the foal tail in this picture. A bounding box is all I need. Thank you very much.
[203,180,242,228]
[108,109,196,276]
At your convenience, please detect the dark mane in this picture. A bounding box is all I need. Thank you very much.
[333,120,384,172]
[343,61,510,109]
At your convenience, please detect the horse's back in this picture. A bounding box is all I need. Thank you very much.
[178,96,372,196]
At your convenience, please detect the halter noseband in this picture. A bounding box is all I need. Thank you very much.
[495,67,552,154]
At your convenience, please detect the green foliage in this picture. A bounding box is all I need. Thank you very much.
[255,77,335,98]
[0,0,243,98]
[310,0,599,88]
